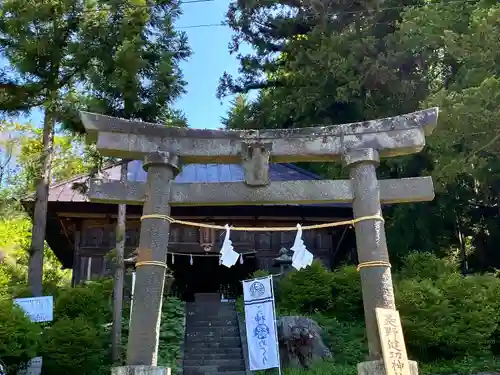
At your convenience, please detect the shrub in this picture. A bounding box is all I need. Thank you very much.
[158,297,186,372]
[330,265,363,320]
[396,272,500,360]
[398,251,457,281]
[312,313,366,365]
[278,261,333,314]
[0,299,42,373]
[54,278,113,325]
[252,269,270,278]
[40,317,110,375]
[283,359,356,375]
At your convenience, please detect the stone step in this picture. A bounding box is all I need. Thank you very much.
[186,319,238,325]
[184,347,243,355]
[186,310,237,314]
[186,304,236,311]
[187,310,237,314]
[186,304,236,310]
[186,340,242,349]
[183,352,243,361]
[186,326,239,335]
[185,335,241,343]
[186,309,237,314]
[186,338,241,343]
[183,364,245,374]
[186,318,237,324]
[185,336,241,343]
[186,323,239,329]
[183,301,244,375]
[183,359,245,367]
[186,309,236,315]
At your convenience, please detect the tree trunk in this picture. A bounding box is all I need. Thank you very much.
[112,161,128,362]
[28,108,56,297]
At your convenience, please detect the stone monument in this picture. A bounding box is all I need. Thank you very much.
[80,107,438,375]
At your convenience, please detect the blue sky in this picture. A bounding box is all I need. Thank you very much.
[175,0,250,129]
[4,0,249,130]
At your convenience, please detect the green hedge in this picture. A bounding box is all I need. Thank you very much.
[40,317,110,375]
[158,297,186,373]
[0,299,42,374]
[0,276,185,375]
[272,252,500,372]
[54,278,113,325]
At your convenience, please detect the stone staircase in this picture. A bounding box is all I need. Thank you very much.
[183,294,247,375]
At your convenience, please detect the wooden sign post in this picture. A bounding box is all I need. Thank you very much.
[375,308,410,375]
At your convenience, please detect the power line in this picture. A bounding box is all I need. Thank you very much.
[170,0,484,30]
[178,23,224,29]
[11,0,481,24]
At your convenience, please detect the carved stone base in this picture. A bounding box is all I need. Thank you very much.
[357,360,418,375]
[111,366,171,375]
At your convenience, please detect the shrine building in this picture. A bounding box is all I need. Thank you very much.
[21,161,356,301]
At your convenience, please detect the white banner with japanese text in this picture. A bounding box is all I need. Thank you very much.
[242,276,280,371]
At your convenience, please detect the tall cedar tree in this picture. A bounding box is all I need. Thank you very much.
[64,0,190,132]
[0,0,112,296]
[61,0,190,360]
[220,0,500,270]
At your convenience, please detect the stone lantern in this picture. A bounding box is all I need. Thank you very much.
[274,247,293,275]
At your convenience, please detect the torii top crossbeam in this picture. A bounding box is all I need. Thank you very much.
[80,108,438,163]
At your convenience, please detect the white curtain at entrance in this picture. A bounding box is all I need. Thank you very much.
[242,276,280,371]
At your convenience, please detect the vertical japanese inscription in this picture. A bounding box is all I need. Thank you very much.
[375,308,410,375]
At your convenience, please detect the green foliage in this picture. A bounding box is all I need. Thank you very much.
[275,252,500,371]
[312,314,366,365]
[281,356,500,375]
[40,317,110,375]
[252,269,270,278]
[397,272,500,360]
[0,214,70,297]
[397,252,458,281]
[420,356,500,375]
[330,265,363,320]
[54,278,113,325]
[283,360,355,375]
[158,297,186,372]
[278,261,333,314]
[221,0,500,274]
[66,0,191,133]
[0,299,42,373]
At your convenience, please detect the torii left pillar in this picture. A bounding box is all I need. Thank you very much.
[113,151,179,375]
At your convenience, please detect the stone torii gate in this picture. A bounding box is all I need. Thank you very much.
[80,108,438,375]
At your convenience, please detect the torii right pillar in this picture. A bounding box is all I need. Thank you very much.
[344,147,419,375]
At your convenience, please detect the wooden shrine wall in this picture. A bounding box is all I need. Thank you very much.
[73,218,335,284]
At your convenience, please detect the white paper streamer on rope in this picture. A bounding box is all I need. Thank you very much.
[171,253,175,264]
[240,254,244,264]
[291,224,313,270]
[220,224,240,268]
[190,254,193,265]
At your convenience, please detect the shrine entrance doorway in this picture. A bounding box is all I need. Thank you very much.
[169,254,257,302]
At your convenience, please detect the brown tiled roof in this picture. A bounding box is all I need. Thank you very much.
[24,161,349,208]
[23,162,123,203]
